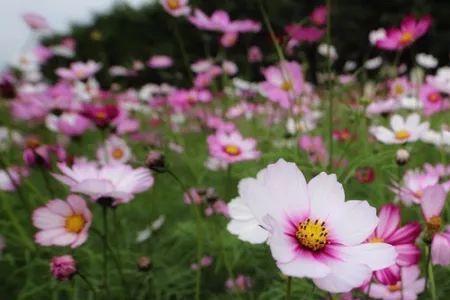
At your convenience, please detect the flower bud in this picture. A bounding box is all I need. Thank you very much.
[396,149,410,166]
[50,255,77,281]
[137,256,152,271]
[145,151,166,173]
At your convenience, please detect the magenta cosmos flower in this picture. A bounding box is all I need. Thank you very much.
[285,24,325,43]
[188,9,261,33]
[160,0,190,17]
[32,195,92,248]
[56,61,101,81]
[229,160,396,293]
[419,83,449,116]
[367,204,421,285]
[376,15,431,51]
[259,61,304,108]
[53,161,154,205]
[207,131,260,164]
[367,265,425,300]
[50,255,77,281]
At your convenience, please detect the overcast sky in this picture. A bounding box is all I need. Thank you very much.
[0,0,152,68]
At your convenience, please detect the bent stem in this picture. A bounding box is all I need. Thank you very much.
[77,272,97,299]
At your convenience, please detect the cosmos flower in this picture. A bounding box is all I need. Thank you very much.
[32,195,92,248]
[53,161,154,205]
[376,15,432,51]
[0,167,29,191]
[370,114,429,144]
[160,0,191,17]
[50,255,77,281]
[285,25,325,43]
[97,135,132,165]
[416,53,438,69]
[367,204,421,285]
[56,61,101,81]
[46,112,92,137]
[367,265,425,300]
[427,67,450,94]
[188,9,261,33]
[397,169,440,205]
[23,13,50,31]
[419,84,449,116]
[310,5,327,26]
[229,159,396,293]
[147,55,173,69]
[259,61,304,108]
[207,131,260,164]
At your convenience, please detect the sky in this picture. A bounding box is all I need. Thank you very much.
[0,0,151,68]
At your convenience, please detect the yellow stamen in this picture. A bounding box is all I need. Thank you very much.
[65,214,86,233]
[427,216,442,234]
[394,84,405,95]
[395,130,411,141]
[280,80,293,91]
[388,283,402,292]
[223,145,241,156]
[296,218,328,251]
[167,0,180,10]
[112,148,124,160]
[369,237,384,243]
[427,92,440,103]
[399,32,413,45]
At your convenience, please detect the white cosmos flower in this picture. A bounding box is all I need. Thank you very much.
[318,44,338,61]
[364,57,383,70]
[427,67,450,94]
[416,53,438,69]
[227,159,396,293]
[370,113,429,144]
[369,28,386,45]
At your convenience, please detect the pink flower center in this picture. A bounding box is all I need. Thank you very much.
[296,218,328,251]
[427,92,441,103]
[65,214,86,233]
[167,0,180,10]
[395,130,411,141]
[223,145,241,156]
[399,31,414,45]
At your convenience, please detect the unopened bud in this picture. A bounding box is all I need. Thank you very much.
[145,151,166,173]
[137,256,152,271]
[396,149,410,166]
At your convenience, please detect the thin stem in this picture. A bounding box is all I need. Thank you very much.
[285,276,292,300]
[225,164,232,201]
[258,0,286,62]
[77,273,97,299]
[326,0,334,171]
[426,244,437,300]
[40,167,55,198]
[102,206,110,298]
[172,18,193,81]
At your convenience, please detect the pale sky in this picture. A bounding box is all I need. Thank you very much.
[0,0,152,68]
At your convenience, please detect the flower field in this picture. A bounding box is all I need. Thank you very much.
[0,1,449,299]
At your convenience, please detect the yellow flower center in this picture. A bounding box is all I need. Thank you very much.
[395,130,411,141]
[167,0,180,10]
[427,216,442,234]
[95,111,107,120]
[369,236,384,243]
[112,148,124,160]
[394,84,405,95]
[65,214,86,233]
[388,283,402,292]
[281,80,293,91]
[399,32,413,45]
[223,145,241,156]
[296,218,328,251]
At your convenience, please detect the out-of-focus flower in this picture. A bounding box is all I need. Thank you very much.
[310,5,327,26]
[416,53,438,69]
[56,61,101,81]
[50,255,77,281]
[364,57,383,70]
[376,15,431,51]
[207,131,260,164]
[318,43,338,61]
[397,169,440,206]
[32,195,92,248]
[367,265,425,300]
[247,46,263,63]
[147,55,173,69]
[82,104,119,128]
[226,274,253,292]
[46,112,92,137]
[355,167,376,184]
[0,167,29,191]
[427,67,450,94]
[285,25,325,43]
[160,0,190,17]
[259,61,304,108]
[229,159,396,293]
[299,135,328,165]
[419,84,449,116]
[97,135,131,165]
[369,28,386,45]
[145,151,166,173]
[53,161,153,206]
[388,77,410,99]
[369,114,429,144]
[188,9,260,33]
[23,13,50,31]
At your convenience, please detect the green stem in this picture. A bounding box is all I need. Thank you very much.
[172,18,193,81]
[0,158,31,213]
[427,244,437,300]
[102,206,110,298]
[326,0,334,172]
[77,273,97,299]
[285,276,292,300]
[40,167,55,198]
[258,0,286,62]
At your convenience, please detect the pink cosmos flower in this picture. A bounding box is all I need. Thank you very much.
[376,15,432,51]
[367,204,421,285]
[23,13,50,31]
[53,161,154,205]
[82,104,119,128]
[420,184,450,266]
[147,55,173,69]
[419,84,449,116]
[225,274,253,292]
[259,61,304,108]
[310,5,327,26]
[299,135,328,165]
[207,131,260,164]
[32,195,92,248]
[367,265,425,300]
[56,61,101,81]
[247,46,263,63]
[388,77,410,99]
[230,159,396,293]
[97,135,131,165]
[160,0,190,17]
[46,112,91,137]
[397,169,440,205]
[285,25,325,43]
[50,255,77,281]
[188,9,261,33]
